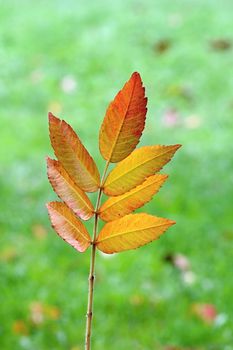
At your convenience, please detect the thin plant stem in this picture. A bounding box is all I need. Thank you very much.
[85,160,110,350]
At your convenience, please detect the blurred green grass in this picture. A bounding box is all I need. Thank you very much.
[0,0,233,349]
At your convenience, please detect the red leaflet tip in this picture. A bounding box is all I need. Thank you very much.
[46,201,59,210]
[46,156,55,165]
[131,71,141,80]
[48,112,60,123]
[175,144,182,150]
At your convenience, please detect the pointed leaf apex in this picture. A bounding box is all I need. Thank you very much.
[46,156,57,169]
[48,112,62,126]
[45,155,51,162]
[46,201,53,210]
[48,111,56,120]
[174,144,182,150]
[168,219,176,226]
[131,71,141,78]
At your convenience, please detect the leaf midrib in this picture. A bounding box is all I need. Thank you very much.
[97,222,169,243]
[101,176,162,212]
[107,77,137,160]
[105,146,174,186]
[53,206,91,243]
[56,120,99,188]
[58,165,94,213]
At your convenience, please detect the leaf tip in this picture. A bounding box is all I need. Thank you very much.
[48,111,55,120]
[46,201,52,211]
[48,112,61,125]
[46,156,56,166]
[162,174,169,180]
[131,71,140,78]
[46,201,60,214]
[174,144,182,150]
[45,155,51,163]
[131,71,144,85]
[168,219,176,226]
[46,155,52,163]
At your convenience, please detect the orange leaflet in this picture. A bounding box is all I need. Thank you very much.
[103,144,181,196]
[99,72,147,163]
[96,213,175,254]
[47,158,94,220]
[49,113,100,192]
[46,202,91,252]
[99,174,168,222]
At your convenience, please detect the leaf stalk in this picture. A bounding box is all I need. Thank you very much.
[85,160,110,350]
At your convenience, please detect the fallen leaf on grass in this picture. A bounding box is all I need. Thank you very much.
[164,84,193,102]
[45,305,61,320]
[0,247,19,262]
[163,253,190,271]
[129,294,145,306]
[30,301,61,326]
[32,224,48,240]
[192,303,217,324]
[164,253,196,285]
[210,39,232,51]
[30,302,44,325]
[12,320,29,335]
[162,109,181,128]
[153,39,172,54]
[173,253,190,271]
[223,230,233,241]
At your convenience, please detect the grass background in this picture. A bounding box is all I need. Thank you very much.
[0,0,233,349]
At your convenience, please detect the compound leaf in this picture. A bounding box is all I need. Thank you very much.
[96,213,175,254]
[47,157,94,220]
[99,174,168,222]
[47,201,91,252]
[99,72,147,163]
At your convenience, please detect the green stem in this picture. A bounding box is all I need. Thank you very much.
[85,160,110,350]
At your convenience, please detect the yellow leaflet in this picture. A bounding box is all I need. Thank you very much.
[96,213,175,254]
